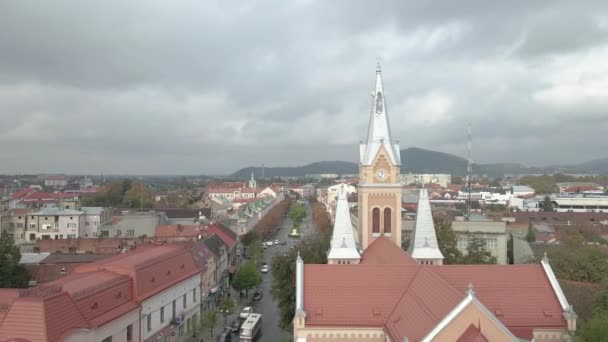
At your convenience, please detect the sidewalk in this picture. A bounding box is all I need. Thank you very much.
[194,288,252,342]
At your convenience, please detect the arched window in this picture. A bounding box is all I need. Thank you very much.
[384,208,391,233]
[372,208,380,233]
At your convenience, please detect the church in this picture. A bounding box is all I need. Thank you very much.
[293,66,576,341]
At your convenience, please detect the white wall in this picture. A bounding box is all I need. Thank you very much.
[140,274,201,341]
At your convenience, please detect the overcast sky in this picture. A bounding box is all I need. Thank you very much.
[1,1,607,175]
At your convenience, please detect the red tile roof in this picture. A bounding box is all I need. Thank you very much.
[203,223,236,249]
[9,188,38,201]
[155,224,200,238]
[0,244,202,341]
[359,236,418,266]
[304,240,567,341]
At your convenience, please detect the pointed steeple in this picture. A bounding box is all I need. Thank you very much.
[360,64,401,166]
[249,170,257,189]
[327,185,360,264]
[408,189,444,264]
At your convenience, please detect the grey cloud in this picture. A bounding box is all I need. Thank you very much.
[0,1,607,174]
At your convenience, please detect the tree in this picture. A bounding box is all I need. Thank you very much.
[507,233,514,264]
[271,231,331,332]
[461,235,497,264]
[433,216,462,264]
[288,204,306,224]
[0,233,30,288]
[232,261,262,296]
[122,181,154,208]
[543,196,554,212]
[218,297,236,324]
[526,223,536,242]
[240,230,258,247]
[201,311,217,337]
[549,245,608,283]
[577,312,608,341]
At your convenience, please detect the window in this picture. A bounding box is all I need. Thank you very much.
[29,233,36,241]
[193,288,196,303]
[17,223,23,228]
[487,238,497,249]
[458,237,468,249]
[383,208,391,233]
[9,223,14,228]
[147,314,152,331]
[85,221,89,226]
[101,230,109,237]
[183,294,187,309]
[30,224,36,229]
[127,229,135,237]
[160,307,165,323]
[67,234,76,239]
[126,324,133,342]
[372,208,380,233]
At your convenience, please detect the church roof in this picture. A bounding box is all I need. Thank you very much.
[359,65,401,166]
[327,186,360,261]
[303,239,568,341]
[360,236,417,266]
[408,189,444,260]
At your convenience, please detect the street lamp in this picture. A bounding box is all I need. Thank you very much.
[219,309,231,324]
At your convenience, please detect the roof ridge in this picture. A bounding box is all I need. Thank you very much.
[385,265,423,323]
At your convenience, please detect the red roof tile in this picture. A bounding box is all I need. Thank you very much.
[155,224,200,238]
[9,189,37,201]
[304,240,567,341]
[359,236,418,266]
[203,223,236,249]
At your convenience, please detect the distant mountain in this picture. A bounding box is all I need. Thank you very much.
[231,161,358,178]
[573,158,608,174]
[231,147,607,178]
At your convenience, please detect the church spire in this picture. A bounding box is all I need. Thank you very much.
[327,185,360,264]
[249,170,257,189]
[408,189,444,264]
[360,64,401,166]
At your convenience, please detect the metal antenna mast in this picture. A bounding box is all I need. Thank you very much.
[466,123,473,219]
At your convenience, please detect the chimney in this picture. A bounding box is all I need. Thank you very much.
[178,224,183,233]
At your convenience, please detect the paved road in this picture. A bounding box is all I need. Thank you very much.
[251,201,313,342]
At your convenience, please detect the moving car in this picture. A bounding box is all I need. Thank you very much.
[217,329,232,342]
[280,241,287,245]
[261,265,269,273]
[274,239,280,245]
[239,306,253,320]
[252,291,263,301]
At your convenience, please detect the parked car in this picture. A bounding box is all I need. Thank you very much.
[229,320,241,333]
[239,306,253,319]
[252,291,263,301]
[261,265,269,273]
[217,329,232,342]
[274,239,280,245]
[280,241,287,245]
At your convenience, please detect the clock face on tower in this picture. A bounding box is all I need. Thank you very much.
[375,169,387,181]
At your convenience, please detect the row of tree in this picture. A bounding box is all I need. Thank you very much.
[81,179,155,208]
[253,197,292,239]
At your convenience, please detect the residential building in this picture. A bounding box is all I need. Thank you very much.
[257,185,281,199]
[99,210,167,238]
[20,252,109,284]
[80,206,111,238]
[452,220,508,265]
[0,245,205,342]
[25,208,86,241]
[44,175,67,188]
[401,173,452,187]
[512,185,535,197]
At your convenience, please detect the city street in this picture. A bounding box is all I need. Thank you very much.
[251,200,312,341]
[198,200,313,342]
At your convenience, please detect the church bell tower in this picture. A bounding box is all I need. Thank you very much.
[358,65,402,251]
